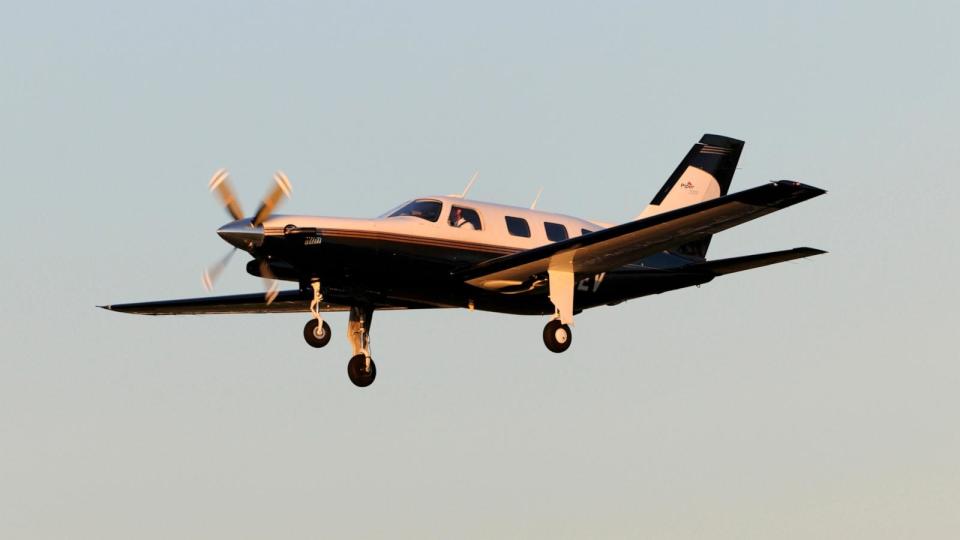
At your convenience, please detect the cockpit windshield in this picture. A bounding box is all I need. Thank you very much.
[386,199,443,222]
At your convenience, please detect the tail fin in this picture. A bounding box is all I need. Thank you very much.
[637,134,744,258]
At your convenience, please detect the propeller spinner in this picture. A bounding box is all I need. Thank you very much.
[202,169,293,304]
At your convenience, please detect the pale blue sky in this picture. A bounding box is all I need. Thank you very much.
[2,1,959,538]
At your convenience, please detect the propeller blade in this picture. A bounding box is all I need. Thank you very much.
[251,171,292,226]
[202,247,237,291]
[259,259,280,305]
[209,168,244,221]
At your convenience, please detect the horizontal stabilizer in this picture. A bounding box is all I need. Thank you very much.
[692,247,826,276]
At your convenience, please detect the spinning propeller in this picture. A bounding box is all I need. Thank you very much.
[202,169,293,304]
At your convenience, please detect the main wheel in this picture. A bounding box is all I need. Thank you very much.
[543,319,572,353]
[303,319,332,348]
[347,354,377,387]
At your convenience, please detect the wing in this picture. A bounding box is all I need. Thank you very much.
[458,181,826,289]
[100,290,440,316]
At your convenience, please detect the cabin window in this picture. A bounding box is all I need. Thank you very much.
[448,205,482,230]
[505,216,531,237]
[544,222,568,242]
[581,228,595,236]
[388,199,442,222]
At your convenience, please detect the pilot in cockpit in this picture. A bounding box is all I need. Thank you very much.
[450,207,476,230]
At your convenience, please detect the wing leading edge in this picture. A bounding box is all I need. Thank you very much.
[458,180,826,289]
[100,290,437,316]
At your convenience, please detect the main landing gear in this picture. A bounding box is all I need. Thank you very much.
[543,265,575,353]
[301,281,376,387]
[543,319,572,353]
[303,281,331,348]
[303,319,331,348]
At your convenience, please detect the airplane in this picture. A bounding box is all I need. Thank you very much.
[101,134,826,387]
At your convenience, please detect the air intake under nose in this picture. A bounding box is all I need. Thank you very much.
[217,219,263,250]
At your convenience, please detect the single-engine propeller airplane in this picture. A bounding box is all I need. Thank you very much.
[102,134,826,387]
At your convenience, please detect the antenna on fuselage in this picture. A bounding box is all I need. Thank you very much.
[530,186,544,209]
[456,171,479,199]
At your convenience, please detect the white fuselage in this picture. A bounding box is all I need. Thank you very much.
[262,195,612,251]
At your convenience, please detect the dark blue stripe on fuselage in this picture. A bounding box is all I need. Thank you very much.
[254,230,713,315]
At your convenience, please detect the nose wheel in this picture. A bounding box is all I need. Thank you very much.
[348,354,377,387]
[543,319,572,353]
[346,306,376,387]
[303,319,331,348]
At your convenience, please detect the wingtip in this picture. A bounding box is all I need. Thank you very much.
[773,180,827,196]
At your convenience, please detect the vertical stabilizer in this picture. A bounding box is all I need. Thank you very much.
[637,134,744,258]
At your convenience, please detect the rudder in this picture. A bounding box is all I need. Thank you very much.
[637,134,744,258]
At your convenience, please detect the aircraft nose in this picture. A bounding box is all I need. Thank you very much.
[217,219,263,250]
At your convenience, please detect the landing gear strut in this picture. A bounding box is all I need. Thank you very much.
[544,264,574,353]
[303,280,331,348]
[543,319,572,353]
[346,306,376,387]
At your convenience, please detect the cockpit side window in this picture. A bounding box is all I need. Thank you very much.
[388,199,443,222]
[448,206,482,230]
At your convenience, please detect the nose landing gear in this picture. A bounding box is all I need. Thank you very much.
[348,354,376,387]
[346,306,376,387]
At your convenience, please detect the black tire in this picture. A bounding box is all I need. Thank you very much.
[543,319,572,353]
[303,319,332,348]
[347,354,377,387]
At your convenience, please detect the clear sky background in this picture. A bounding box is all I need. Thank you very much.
[2,1,959,538]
